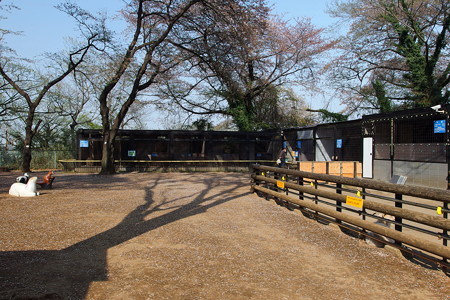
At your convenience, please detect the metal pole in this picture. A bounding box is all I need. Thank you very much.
[395,193,403,246]
[336,182,342,224]
[444,202,448,267]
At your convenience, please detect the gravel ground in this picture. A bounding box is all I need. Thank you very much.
[0,171,449,300]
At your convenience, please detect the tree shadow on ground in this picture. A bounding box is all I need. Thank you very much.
[0,175,248,299]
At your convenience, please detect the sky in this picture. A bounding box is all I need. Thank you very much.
[1,0,340,127]
[270,0,335,27]
[1,0,336,57]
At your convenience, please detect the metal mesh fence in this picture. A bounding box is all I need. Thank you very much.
[372,113,447,163]
[0,148,74,170]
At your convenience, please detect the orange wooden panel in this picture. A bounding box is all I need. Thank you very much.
[341,162,355,174]
[328,162,341,176]
[313,162,327,174]
[299,162,313,172]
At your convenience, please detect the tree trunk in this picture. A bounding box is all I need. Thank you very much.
[21,114,35,172]
[100,133,116,175]
[21,143,32,172]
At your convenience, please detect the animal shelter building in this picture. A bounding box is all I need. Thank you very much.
[282,105,450,189]
[72,105,450,189]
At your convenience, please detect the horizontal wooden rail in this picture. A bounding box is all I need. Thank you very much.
[251,164,450,263]
[252,174,450,231]
[253,164,450,203]
[252,185,450,260]
[58,160,275,173]
[60,159,275,163]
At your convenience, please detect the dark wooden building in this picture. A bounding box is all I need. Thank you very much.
[282,120,362,163]
[75,104,450,189]
[283,105,450,189]
[76,129,280,161]
[361,104,449,189]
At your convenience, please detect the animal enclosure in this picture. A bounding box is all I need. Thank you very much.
[77,129,280,161]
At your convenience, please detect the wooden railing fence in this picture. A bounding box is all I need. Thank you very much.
[251,164,450,266]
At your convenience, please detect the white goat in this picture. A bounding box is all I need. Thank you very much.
[9,176,40,197]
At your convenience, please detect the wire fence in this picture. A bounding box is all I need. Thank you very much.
[370,112,447,163]
[0,148,74,170]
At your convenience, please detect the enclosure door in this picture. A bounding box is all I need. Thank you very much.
[315,139,334,161]
[363,137,373,178]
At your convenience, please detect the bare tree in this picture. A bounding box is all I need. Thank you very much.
[0,3,108,171]
[329,0,450,114]
[41,73,100,155]
[159,1,336,130]
[90,0,203,174]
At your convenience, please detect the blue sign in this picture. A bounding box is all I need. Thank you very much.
[434,120,446,133]
[336,139,343,149]
[79,140,89,148]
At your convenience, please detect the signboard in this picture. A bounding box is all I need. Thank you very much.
[79,140,89,148]
[276,181,285,189]
[434,120,446,133]
[346,196,364,209]
[336,139,343,149]
[128,150,136,157]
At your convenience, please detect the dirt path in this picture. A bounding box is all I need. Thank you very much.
[0,172,449,299]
